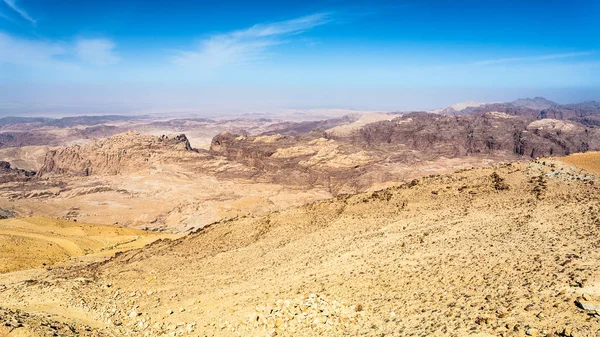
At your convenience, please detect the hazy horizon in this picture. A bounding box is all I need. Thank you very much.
[1,0,598,116]
[1,87,599,118]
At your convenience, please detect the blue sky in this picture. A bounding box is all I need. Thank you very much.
[0,0,598,115]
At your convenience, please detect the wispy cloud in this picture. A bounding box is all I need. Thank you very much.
[0,32,65,67]
[2,0,35,25]
[75,38,120,66]
[475,51,593,65]
[0,11,12,22]
[171,12,332,69]
[0,33,120,70]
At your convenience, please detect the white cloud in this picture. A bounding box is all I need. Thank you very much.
[475,51,593,65]
[0,33,119,71]
[171,12,332,69]
[232,12,332,38]
[2,0,35,25]
[75,38,120,66]
[0,32,65,67]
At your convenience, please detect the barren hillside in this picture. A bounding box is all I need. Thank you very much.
[1,155,599,336]
[0,217,180,273]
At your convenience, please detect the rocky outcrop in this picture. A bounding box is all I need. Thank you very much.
[37,131,198,177]
[511,97,557,110]
[0,208,15,219]
[261,115,360,136]
[209,132,374,193]
[210,132,301,170]
[207,111,600,195]
[452,99,600,128]
[0,160,36,183]
[212,109,600,168]
[344,112,600,158]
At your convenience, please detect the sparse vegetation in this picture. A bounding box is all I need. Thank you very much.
[491,172,509,190]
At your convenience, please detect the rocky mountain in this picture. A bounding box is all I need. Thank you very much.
[444,98,600,129]
[511,96,558,109]
[260,115,361,136]
[37,131,197,177]
[211,109,600,175]
[343,111,600,158]
[0,131,61,149]
[0,126,131,150]
[204,107,600,196]
[430,101,492,114]
[209,131,378,193]
[0,128,508,232]
[3,98,600,336]
[4,100,600,231]
[0,115,145,129]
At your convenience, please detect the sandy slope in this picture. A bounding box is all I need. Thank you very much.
[0,217,180,273]
[0,146,51,171]
[1,155,600,336]
[559,151,600,175]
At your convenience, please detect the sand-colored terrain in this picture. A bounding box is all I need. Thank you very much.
[0,217,180,273]
[0,131,516,232]
[2,110,600,336]
[0,146,52,171]
[1,156,599,336]
[559,151,600,175]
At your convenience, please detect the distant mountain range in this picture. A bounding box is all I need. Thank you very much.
[432,98,600,127]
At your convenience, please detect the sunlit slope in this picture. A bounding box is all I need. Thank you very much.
[2,158,600,336]
[0,217,179,273]
[559,151,600,175]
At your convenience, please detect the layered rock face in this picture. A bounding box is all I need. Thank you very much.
[456,99,600,126]
[37,132,197,177]
[211,112,600,167]
[344,112,600,158]
[206,111,600,195]
[209,132,369,192]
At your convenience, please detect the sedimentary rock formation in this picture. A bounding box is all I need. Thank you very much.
[37,132,197,177]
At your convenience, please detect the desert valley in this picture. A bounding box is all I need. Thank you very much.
[0,98,600,336]
[1,1,599,336]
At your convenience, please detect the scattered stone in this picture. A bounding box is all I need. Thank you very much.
[235,293,368,335]
[575,299,600,311]
[496,307,509,318]
[476,315,492,325]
